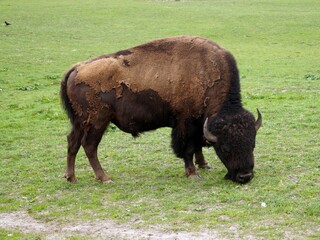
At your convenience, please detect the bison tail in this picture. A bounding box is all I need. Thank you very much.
[60,66,76,124]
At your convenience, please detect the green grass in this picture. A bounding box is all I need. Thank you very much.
[1,0,320,239]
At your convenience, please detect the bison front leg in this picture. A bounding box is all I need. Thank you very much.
[184,150,199,178]
[171,125,200,178]
[81,127,113,183]
[185,149,211,178]
[195,149,212,169]
[183,149,199,177]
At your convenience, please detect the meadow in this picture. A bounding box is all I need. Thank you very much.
[0,0,319,239]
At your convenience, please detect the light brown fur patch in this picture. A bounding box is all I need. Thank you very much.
[75,36,231,118]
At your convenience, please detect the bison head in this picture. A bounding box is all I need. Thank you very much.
[204,109,262,184]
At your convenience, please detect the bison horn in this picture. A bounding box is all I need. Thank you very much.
[255,109,262,131]
[203,118,218,143]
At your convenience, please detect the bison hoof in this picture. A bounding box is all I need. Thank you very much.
[96,175,113,183]
[185,167,199,178]
[102,179,114,184]
[198,163,212,169]
[64,174,77,183]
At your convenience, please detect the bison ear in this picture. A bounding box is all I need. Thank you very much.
[255,109,262,131]
[203,118,218,143]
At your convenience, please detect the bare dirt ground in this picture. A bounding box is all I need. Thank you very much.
[0,211,224,240]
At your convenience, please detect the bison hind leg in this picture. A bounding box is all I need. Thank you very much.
[65,121,83,183]
[81,125,113,183]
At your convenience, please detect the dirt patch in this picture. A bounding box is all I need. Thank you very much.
[0,211,224,240]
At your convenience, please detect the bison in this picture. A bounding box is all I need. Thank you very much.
[60,36,262,184]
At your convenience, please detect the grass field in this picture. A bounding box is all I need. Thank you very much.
[1,0,320,239]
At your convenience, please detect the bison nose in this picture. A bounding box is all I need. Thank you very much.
[236,172,253,184]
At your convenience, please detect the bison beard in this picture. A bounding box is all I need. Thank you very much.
[60,36,262,184]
